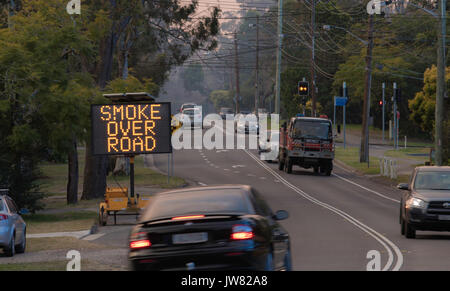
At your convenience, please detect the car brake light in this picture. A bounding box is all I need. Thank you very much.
[172,215,205,221]
[130,240,151,249]
[130,232,151,249]
[0,214,8,221]
[231,225,254,240]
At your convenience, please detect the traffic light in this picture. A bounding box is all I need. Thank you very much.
[298,81,309,96]
[379,100,384,107]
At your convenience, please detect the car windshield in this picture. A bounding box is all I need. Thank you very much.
[414,171,450,190]
[141,189,251,221]
[293,120,331,140]
[183,109,199,116]
[183,104,196,110]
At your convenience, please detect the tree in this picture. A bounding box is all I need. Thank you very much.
[409,65,450,137]
[81,0,220,200]
[209,90,234,110]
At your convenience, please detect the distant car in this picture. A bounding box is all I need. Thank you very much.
[181,108,203,129]
[219,107,234,119]
[235,112,259,134]
[398,166,450,239]
[180,103,197,113]
[128,185,291,271]
[0,192,26,257]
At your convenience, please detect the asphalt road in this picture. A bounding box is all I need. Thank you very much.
[147,128,450,271]
[90,128,450,271]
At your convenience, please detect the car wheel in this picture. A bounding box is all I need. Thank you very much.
[264,252,274,271]
[15,229,26,254]
[404,220,416,239]
[4,234,15,257]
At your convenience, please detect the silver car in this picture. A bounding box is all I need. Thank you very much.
[0,193,26,257]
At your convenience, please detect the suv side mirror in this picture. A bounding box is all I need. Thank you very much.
[273,210,289,221]
[397,183,409,190]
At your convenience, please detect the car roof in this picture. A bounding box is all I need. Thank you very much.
[416,166,450,172]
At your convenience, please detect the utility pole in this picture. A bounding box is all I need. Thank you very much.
[382,82,385,144]
[275,0,283,115]
[255,15,260,113]
[234,33,241,114]
[360,15,374,163]
[436,0,446,166]
[393,82,398,150]
[311,0,317,117]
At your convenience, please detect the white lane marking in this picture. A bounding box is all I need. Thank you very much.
[232,165,246,168]
[198,182,208,186]
[332,173,400,203]
[244,149,403,271]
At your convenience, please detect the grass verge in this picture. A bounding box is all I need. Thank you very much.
[335,146,380,175]
[24,211,97,234]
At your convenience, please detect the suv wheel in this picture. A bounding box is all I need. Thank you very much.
[404,221,416,239]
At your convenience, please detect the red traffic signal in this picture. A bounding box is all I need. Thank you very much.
[379,100,383,106]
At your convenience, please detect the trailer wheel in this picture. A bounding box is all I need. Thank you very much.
[99,206,107,226]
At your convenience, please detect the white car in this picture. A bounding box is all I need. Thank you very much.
[180,103,197,113]
[182,108,203,129]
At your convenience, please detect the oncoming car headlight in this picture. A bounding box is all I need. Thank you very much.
[406,197,426,209]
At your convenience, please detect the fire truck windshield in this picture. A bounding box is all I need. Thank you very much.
[292,120,332,140]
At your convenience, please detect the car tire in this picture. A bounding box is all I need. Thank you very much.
[400,217,405,236]
[404,220,416,239]
[15,229,26,254]
[4,234,15,257]
[264,252,274,271]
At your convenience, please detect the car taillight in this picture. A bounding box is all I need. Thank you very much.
[231,225,254,240]
[129,232,151,249]
[0,214,8,221]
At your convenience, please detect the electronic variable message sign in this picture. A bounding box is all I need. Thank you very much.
[91,103,172,155]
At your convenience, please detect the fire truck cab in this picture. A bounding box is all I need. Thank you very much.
[278,116,334,175]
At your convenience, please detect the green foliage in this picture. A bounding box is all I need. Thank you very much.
[106,74,158,96]
[408,65,450,136]
[181,64,205,93]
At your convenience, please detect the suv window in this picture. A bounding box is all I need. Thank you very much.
[0,197,4,211]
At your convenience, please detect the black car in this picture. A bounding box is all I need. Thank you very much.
[399,166,450,239]
[128,185,291,271]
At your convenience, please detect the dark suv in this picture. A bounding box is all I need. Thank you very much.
[398,166,450,239]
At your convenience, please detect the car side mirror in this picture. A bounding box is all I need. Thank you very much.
[273,210,289,221]
[397,183,409,190]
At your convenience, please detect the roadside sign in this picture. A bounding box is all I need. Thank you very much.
[91,103,172,155]
[334,96,348,107]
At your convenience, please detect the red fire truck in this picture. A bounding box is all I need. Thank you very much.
[278,116,334,175]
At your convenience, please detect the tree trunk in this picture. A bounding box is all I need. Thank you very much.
[67,137,78,204]
[81,138,109,200]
